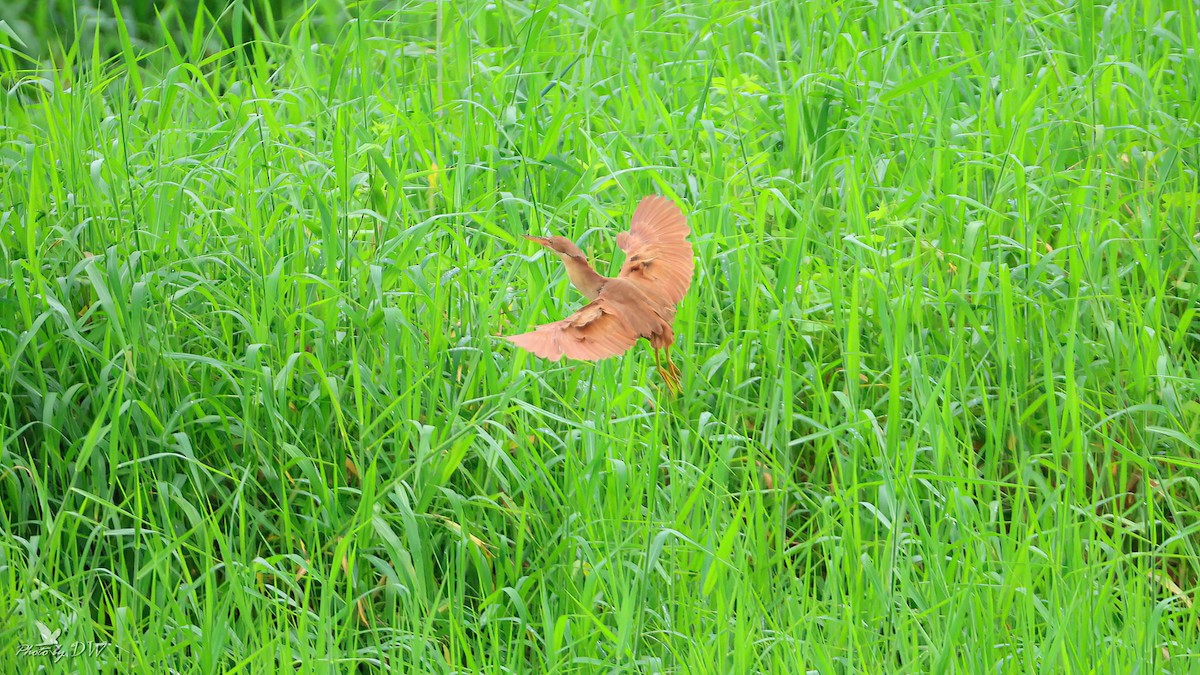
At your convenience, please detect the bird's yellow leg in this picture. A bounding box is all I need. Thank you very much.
[653,348,667,389]
[656,348,681,395]
[665,345,681,380]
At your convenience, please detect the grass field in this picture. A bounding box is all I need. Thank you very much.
[2,0,1200,672]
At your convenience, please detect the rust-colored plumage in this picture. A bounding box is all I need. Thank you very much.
[505,195,693,390]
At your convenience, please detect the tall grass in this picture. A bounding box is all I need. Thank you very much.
[1,0,1199,672]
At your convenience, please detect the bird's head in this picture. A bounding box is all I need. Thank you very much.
[523,235,587,261]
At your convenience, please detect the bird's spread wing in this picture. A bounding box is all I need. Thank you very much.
[505,279,669,362]
[615,195,694,306]
[505,295,640,362]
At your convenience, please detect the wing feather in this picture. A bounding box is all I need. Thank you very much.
[505,295,641,362]
[615,196,694,306]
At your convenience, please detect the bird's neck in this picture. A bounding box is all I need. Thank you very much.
[560,255,607,300]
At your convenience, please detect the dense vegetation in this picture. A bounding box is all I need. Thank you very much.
[2,1,1198,672]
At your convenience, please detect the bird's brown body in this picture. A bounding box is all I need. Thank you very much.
[505,196,693,388]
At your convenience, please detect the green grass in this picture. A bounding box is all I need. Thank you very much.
[2,0,1199,672]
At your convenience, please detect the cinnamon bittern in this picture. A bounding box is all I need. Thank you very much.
[505,195,694,392]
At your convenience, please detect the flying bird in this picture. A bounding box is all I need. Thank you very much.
[505,195,694,391]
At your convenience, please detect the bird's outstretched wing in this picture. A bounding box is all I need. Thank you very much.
[505,279,669,361]
[506,296,639,361]
[615,195,694,306]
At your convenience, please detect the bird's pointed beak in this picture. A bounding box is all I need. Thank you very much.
[522,235,552,248]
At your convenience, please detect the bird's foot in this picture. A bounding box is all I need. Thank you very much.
[657,362,682,395]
